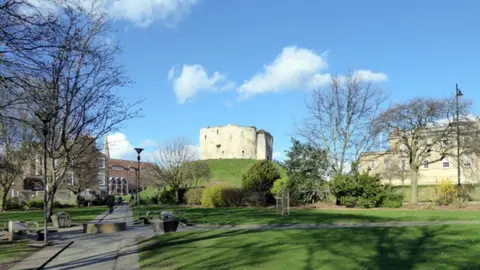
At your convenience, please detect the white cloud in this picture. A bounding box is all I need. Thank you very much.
[139,139,158,148]
[168,64,235,104]
[237,46,388,100]
[272,151,284,160]
[107,132,135,159]
[353,69,388,82]
[237,46,329,99]
[105,0,200,27]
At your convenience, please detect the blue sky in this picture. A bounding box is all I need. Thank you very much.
[101,0,480,161]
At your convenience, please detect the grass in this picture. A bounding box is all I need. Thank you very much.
[0,206,107,227]
[139,224,480,269]
[202,159,286,187]
[136,205,480,225]
[0,242,37,269]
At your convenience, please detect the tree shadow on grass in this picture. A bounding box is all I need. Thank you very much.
[139,224,480,270]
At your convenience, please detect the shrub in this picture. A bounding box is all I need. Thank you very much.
[4,198,24,210]
[436,179,456,205]
[242,160,280,206]
[330,173,403,208]
[423,201,436,210]
[201,185,226,208]
[271,177,288,196]
[159,189,176,205]
[381,186,404,208]
[25,200,44,209]
[185,188,204,205]
[340,196,356,208]
[222,187,245,207]
[53,201,76,208]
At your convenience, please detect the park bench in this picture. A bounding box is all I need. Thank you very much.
[7,221,40,241]
[145,210,187,225]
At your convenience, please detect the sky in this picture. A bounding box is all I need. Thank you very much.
[97,0,480,161]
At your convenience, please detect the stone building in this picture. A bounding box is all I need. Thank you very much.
[199,124,273,160]
[359,121,480,186]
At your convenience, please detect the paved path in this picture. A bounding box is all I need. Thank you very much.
[11,204,154,270]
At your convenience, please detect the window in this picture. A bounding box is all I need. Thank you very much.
[369,161,374,169]
[204,135,207,140]
[423,160,429,169]
[442,158,450,168]
[401,160,407,170]
[464,155,472,168]
[112,165,123,170]
[383,160,388,169]
[98,172,106,186]
[217,129,219,134]
[98,158,106,169]
[67,171,74,186]
[242,150,245,156]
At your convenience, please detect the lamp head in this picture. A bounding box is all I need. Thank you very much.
[134,148,144,154]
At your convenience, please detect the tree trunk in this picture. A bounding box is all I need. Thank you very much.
[47,191,55,219]
[410,169,419,204]
[175,189,179,204]
[1,191,8,211]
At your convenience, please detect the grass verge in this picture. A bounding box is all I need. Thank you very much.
[0,206,107,227]
[135,205,480,225]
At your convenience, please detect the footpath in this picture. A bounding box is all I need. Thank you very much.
[11,204,154,270]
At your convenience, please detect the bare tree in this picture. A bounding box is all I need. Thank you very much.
[17,1,139,217]
[380,157,409,191]
[0,118,35,210]
[151,137,208,203]
[298,72,387,175]
[373,97,477,203]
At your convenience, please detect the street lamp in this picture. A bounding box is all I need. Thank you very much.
[456,83,463,187]
[35,111,54,243]
[134,147,143,222]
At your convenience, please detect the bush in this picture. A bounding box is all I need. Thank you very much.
[53,201,75,208]
[4,198,24,210]
[201,185,225,208]
[242,160,280,206]
[271,178,288,196]
[330,173,403,209]
[159,189,176,205]
[25,200,44,209]
[222,187,245,207]
[381,186,404,208]
[340,196,356,208]
[436,179,456,205]
[185,188,204,205]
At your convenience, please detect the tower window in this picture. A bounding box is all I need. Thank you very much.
[217,129,219,134]
[242,150,244,156]
[205,135,207,140]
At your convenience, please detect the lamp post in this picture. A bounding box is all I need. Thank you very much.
[35,112,53,243]
[456,83,463,187]
[134,148,143,222]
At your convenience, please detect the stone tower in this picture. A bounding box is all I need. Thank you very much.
[103,135,110,159]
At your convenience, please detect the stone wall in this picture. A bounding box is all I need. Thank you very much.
[199,124,273,160]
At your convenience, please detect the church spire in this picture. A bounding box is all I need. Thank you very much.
[103,135,110,159]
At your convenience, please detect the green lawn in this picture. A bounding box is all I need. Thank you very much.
[0,206,107,227]
[139,224,480,269]
[202,159,286,187]
[136,205,480,225]
[0,242,37,270]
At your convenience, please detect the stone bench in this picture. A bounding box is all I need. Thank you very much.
[7,221,40,241]
[82,222,127,234]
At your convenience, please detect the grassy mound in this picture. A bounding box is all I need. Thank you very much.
[201,159,285,187]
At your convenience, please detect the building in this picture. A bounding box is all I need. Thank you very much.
[199,124,273,160]
[6,135,154,202]
[360,123,480,186]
